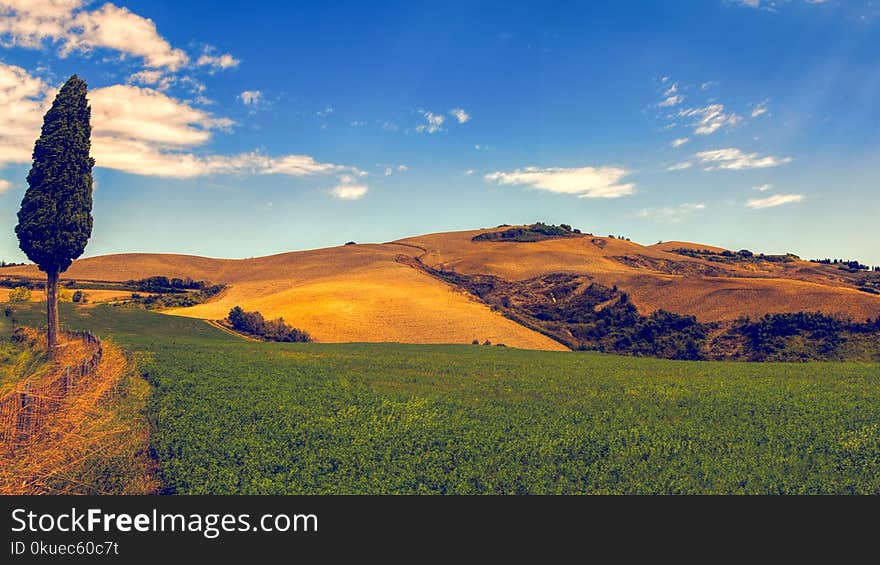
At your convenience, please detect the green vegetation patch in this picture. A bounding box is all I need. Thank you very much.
[227,306,312,342]
[0,310,49,394]
[473,222,583,243]
[10,303,880,495]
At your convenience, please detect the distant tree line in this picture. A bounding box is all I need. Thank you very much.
[126,276,218,293]
[227,306,312,343]
[130,285,225,309]
[671,248,799,264]
[0,278,44,290]
[0,260,26,268]
[118,275,225,309]
[473,222,584,243]
[810,258,879,272]
[733,312,880,361]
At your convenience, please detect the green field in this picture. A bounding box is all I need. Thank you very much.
[6,303,880,494]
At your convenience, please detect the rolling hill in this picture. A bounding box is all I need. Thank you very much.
[2,225,879,351]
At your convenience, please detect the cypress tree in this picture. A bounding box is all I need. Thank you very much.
[15,75,94,353]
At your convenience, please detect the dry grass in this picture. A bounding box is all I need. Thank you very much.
[0,330,156,495]
[650,240,729,253]
[170,254,567,351]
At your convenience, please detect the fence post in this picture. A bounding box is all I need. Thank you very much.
[18,383,32,441]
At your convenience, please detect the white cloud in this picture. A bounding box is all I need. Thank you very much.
[751,100,769,118]
[679,104,742,135]
[659,95,684,108]
[330,175,368,200]
[380,163,407,176]
[694,148,793,170]
[128,69,174,91]
[754,183,774,192]
[196,52,239,70]
[0,0,86,49]
[416,110,445,134]
[667,162,693,171]
[663,82,679,96]
[732,0,829,9]
[0,179,12,193]
[0,62,54,165]
[0,1,236,72]
[638,203,706,223]
[66,3,188,69]
[671,137,690,148]
[485,166,636,198]
[238,90,261,106]
[449,108,470,124]
[701,81,717,91]
[350,120,367,127]
[317,105,333,118]
[0,62,358,180]
[464,169,475,176]
[91,85,233,147]
[746,193,804,209]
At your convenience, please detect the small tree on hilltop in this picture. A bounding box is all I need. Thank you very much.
[15,75,94,353]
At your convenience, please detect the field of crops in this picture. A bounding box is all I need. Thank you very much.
[6,303,880,494]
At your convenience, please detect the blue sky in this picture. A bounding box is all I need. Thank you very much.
[1,0,879,264]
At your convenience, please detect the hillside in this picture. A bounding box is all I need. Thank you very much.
[397,227,880,323]
[1,243,565,350]
[3,225,879,351]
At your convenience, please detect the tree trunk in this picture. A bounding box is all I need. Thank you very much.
[47,269,59,355]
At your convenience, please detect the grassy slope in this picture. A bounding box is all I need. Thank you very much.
[0,310,49,394]
[10,303,880,494]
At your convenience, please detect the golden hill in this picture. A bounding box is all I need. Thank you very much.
[1,243,566,350]
[396,228,880,323]
[3,226,879,350]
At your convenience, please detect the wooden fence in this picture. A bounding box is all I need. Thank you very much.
[0,331,103,444]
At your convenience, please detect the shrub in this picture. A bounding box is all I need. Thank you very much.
[8,287,31,303]
[127,283,225,310]
[126,276,215,293]
[72,290,87,303]
[227,306,311,343]
[473,222,581,243]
